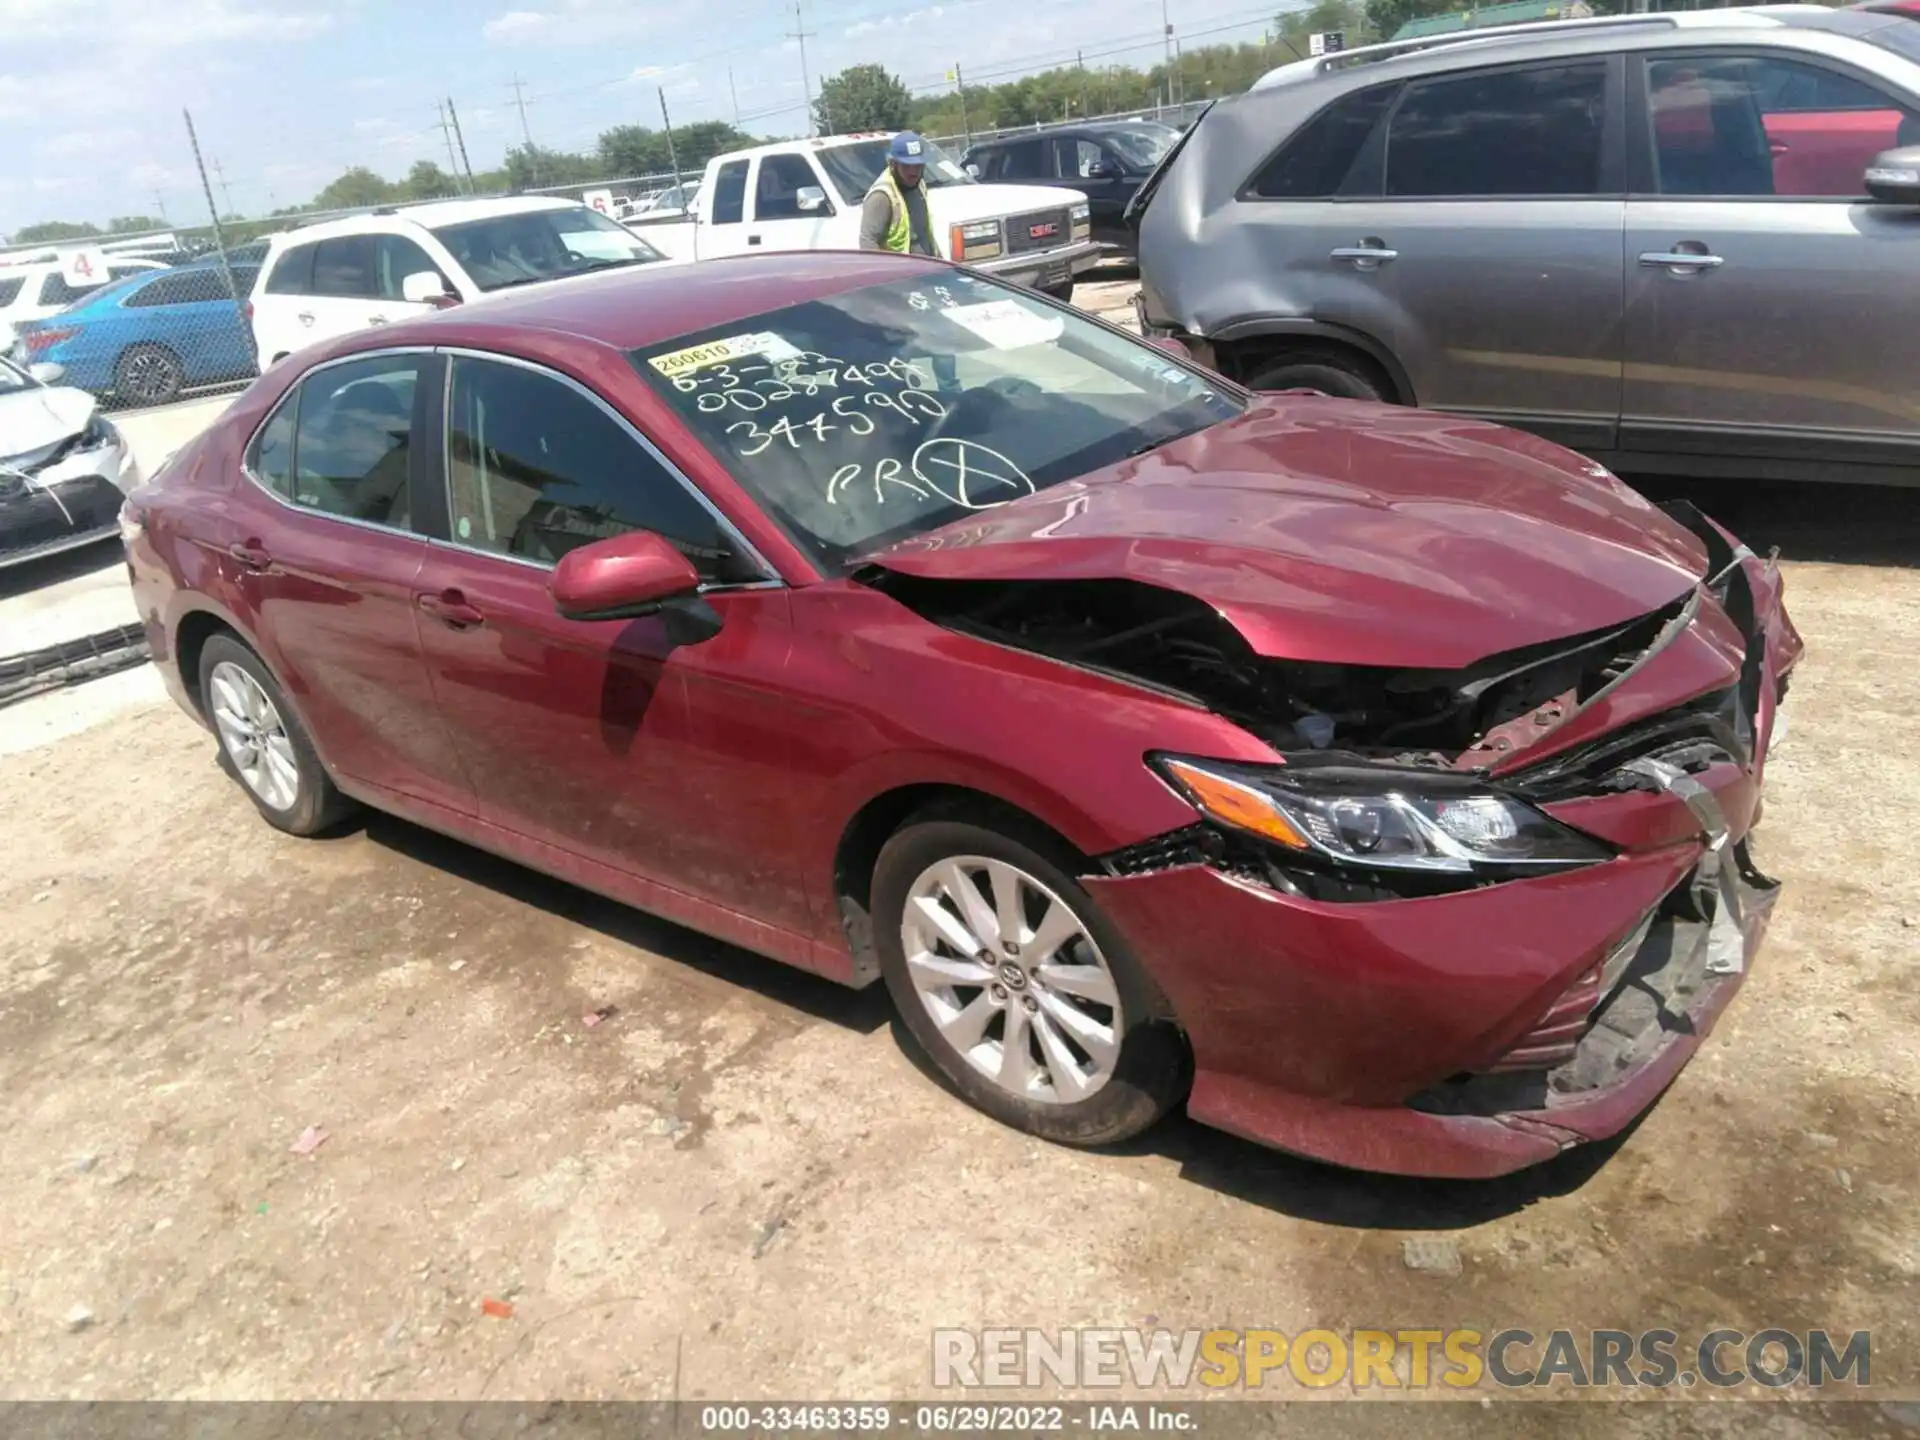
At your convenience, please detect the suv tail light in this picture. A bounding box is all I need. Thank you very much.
[243,299,254,322]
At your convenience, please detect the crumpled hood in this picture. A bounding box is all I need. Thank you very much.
[0,385,93,464]
[872,398,1709,670]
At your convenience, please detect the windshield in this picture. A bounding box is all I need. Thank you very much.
[633,272,1242,569]
[429,206,665,292]
[1103,126,1178,170]
[817,139,975,207]
[0,357,34,395]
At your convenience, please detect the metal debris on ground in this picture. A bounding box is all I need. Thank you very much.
[752,1217,786,1259]
[481,1297,514,1319]
[582,1005,618,1028]
[64,1304,94,1334]
[289,1124,329,1158]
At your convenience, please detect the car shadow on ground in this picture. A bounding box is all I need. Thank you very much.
[0,539,122,604]
[883,1009,1638,1228]
[329,801,1627,1225]
[1631,475,1920,567]
[352,808,894,1037]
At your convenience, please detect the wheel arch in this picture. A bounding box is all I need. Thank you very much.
[831,782,1098,986]
[1209,318,1415,405]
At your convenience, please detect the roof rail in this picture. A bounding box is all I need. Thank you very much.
[1310,13,1681,72]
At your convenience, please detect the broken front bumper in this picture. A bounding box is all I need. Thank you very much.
[1086,519,1796,1179]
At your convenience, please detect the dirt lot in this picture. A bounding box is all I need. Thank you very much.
[0,334,1917,1428]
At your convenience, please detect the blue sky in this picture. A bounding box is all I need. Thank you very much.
[1,0,1289,236]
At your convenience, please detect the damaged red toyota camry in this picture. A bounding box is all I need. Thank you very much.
[123,252,1802,1178]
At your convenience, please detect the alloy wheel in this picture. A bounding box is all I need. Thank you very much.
[123,350,181,404]
[901,855,1123,1104]
[208,661,301,812]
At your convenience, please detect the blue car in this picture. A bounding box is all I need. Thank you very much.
[10,263,260,408]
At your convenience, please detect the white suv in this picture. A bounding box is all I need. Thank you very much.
[247,196,672,364]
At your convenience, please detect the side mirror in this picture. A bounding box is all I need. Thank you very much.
[1086,161,1117,180]
[402,271,458,307]
[964,162,983,179]
[1865,145,1920,205]
[551,530,703,623]
[26,362,66,384]
[796,185,829,214]
[1149,335,1193,362]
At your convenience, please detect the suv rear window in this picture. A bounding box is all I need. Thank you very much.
[1386,61,1608,197]
[266,243,318,295]
[1248,84,1397,198]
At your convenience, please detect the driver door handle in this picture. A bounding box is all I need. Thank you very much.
[1639,251,1725,270]
[228,541,271,570]
[296,312,316,326]
[417,589,485,629]
[1331,244,1398,268]
[367,314,391,326]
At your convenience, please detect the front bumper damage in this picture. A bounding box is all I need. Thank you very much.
[1084,513,1799,1178]
[0,431,139,569]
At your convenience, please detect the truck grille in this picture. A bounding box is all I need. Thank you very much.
[1005,208,1071,255]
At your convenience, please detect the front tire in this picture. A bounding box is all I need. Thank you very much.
[873,815,1188,1147]
[1245,350,1388,402]
[199,635,355,836]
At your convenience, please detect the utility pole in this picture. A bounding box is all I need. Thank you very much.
[435,100,464,189]
[787,1,817,136]
[153,191,170,225]
[952,63,972,151]
[1077,50,1090,117]
[1161,0,1174,117]
[211,159,234,217]
[659,89,685,191]
[446,96,477,193]
[511,75,540,186]
[728,67,741,127]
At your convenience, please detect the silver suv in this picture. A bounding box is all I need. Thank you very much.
[1133,3,1920,484]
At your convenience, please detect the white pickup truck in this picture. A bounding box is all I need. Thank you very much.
[626,132,1102,299]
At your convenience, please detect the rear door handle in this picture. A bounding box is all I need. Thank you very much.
[228,541,271,570]
[1639,251,1724,270]
[417,589,485,629]
[1330,245,1398,268]
[296,312,315,326]
[367,315,391,326]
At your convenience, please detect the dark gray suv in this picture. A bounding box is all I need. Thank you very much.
[1134,3,1920,484]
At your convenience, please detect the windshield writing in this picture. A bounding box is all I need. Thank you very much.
[634,274,1241,568]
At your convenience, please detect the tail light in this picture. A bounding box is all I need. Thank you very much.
[949,220,1004,264]
[243,300,254,323]
[21,326,76,356]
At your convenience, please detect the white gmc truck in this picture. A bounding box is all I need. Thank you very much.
[626,132,1102,300]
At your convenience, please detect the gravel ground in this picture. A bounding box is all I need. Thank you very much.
[0,300,1915,1428]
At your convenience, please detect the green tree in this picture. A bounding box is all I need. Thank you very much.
[313,166,398,210]
[12,220,102,243]
[403,160,462,199]
[106,214,168,234]
[503,143,602,191]
[598,125,674,176]
[814,63,913,134]
[1361,0,1452,41]
[1271,0,1373,59]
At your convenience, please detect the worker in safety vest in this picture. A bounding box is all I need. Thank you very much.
[860,132,939,256]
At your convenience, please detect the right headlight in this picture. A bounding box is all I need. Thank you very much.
[1152,754,1610,875]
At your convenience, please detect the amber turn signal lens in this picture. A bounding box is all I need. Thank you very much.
[1161,758,1311,852]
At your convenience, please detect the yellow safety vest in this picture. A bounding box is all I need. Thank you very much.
[867,169,914,253]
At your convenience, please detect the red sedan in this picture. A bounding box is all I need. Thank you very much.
[121,252,1802,1179]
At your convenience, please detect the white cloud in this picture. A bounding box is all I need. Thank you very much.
[478,0,672,47]
[481,9,551,41]
[3,0,334,48]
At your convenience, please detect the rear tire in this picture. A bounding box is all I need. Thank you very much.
[198,635,356,837]
[873,813,1188,1147]
[1245,350,1388,402]
[113,343,184,407]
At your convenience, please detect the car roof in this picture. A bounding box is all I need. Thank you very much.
[1246,4,1840,90]
[971,119,1177,147]
[268,195,582,249]
[366,250,953,354]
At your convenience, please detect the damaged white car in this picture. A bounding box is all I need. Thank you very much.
[0,356,140,569]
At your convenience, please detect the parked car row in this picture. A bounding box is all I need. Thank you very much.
[1127,0,1920,486]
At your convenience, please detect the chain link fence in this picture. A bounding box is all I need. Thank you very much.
[3,98,1215,414]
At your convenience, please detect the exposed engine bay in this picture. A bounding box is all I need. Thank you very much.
[860,568,1693,768]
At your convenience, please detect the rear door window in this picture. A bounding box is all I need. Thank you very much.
[1386,61,1610,196]
[266,244,318,295]
[310,236,378,299]
[1248,83,1398,197]
[710,160,750,224]
[283,354,424,527]
[0,277,24,307]
[994,139,1047,180]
